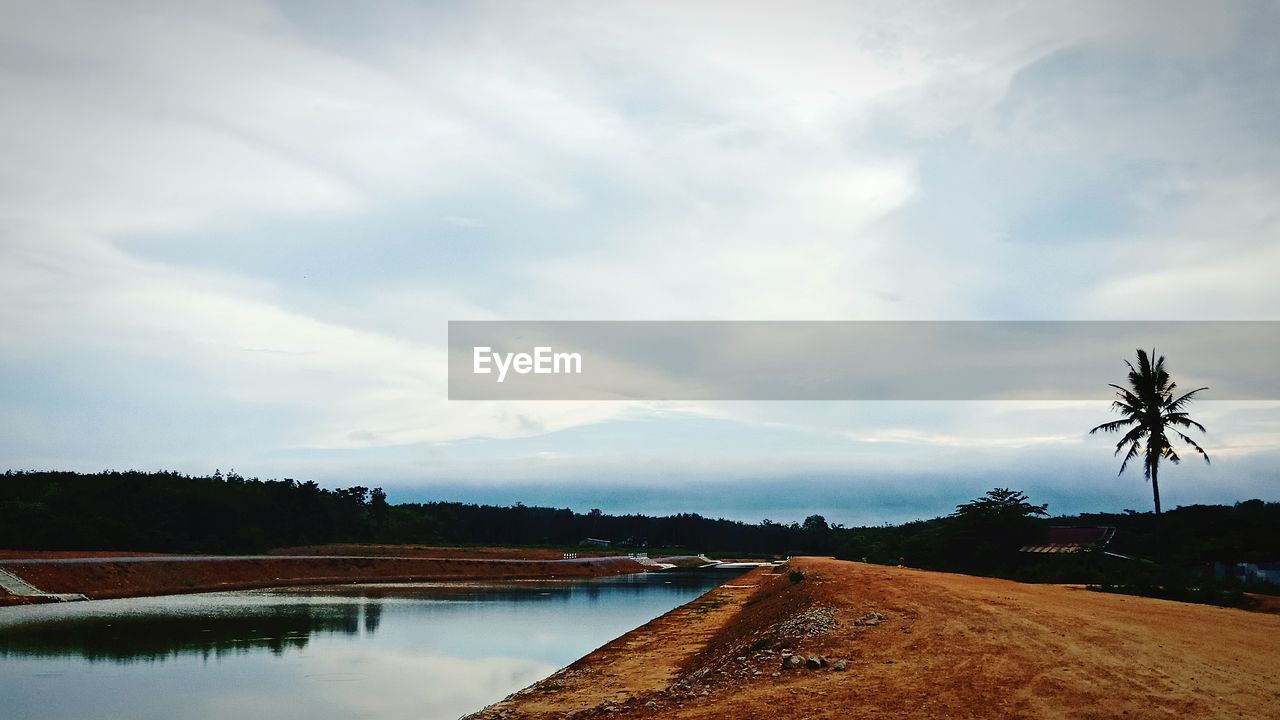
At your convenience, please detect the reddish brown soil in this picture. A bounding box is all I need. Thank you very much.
[0,556,646,602]
[0,545,611,561]
[0,549,177,559]
[1249,593,1280,614]
[0,588,55,606]
[268,544,618,560]
[469,557,1280,720]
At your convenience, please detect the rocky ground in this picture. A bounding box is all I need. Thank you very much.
[467,557,1280,720]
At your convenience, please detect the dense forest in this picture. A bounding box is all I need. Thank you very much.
[0,470,821,554]
[2,471,1276,583]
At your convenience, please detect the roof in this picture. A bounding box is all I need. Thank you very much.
[1020,526,1116,554]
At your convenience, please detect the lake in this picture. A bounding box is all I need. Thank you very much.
[0,570,732,720]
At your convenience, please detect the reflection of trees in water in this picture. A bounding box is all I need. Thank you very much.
[325,571,723,606]
[0,603,372,663]
[570,571,728,602]
[0,571,730,664]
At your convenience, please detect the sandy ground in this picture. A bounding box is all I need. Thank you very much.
[0,554,646,603]
[469,557,1280,720]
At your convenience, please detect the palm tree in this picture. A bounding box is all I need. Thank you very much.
[1089,349,1210,517]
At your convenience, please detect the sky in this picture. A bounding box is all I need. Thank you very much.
[1,0,1278,525]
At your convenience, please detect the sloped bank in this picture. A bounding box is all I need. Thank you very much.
[0,555,648,603]
[467,557,1280,720]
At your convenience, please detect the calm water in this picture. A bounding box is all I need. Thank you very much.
[0,571,730,720]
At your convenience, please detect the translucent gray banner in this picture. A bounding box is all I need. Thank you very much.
[448,321,1280,400]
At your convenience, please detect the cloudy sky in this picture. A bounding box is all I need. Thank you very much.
[2,0,1277,524]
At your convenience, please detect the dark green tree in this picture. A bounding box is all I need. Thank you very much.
[1089,349,1210,517]
[953,488,1048,521]
[802,514,829,533]
[949,488,1048,573]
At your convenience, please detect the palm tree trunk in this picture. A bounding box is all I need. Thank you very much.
[1151,462,1162,516]
[1151,461,1163,563]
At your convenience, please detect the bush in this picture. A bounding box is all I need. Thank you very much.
[1087,565,1258,609]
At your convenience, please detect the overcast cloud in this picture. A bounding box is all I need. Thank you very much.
[1,0,1277,524]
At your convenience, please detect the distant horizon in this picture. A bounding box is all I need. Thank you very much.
[7,466,1275,530]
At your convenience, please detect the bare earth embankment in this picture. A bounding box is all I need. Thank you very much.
[469,557,1280,720]
[0,550,647,603]
[267,544,623,560]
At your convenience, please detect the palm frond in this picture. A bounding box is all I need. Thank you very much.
[1167,387,1209,412]
[1173,430,1211,464]
[1117,440,1141,475]
[1090,417,1137,434]
[1165,413,1207,433]
[1116,424,1147,447]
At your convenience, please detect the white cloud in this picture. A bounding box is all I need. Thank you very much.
[0,0,1277,508]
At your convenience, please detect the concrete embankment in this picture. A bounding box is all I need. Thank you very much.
[0,554,648,603]
[0,567,88,604]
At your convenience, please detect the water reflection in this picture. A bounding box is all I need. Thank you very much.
[0,602,369,662]
[0,571,732,720]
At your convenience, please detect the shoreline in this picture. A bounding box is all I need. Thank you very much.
[465,564,776,719]
[8,551,1279,718]
[0,550,652,605]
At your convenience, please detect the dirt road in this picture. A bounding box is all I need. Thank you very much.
[470,557,1280,720]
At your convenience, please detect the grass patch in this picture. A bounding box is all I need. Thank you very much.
[688,593,732,615]
[1088,579,1258,609]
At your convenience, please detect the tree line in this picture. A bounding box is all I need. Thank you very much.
[0,470,828,554]
[1,471,1276,579]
